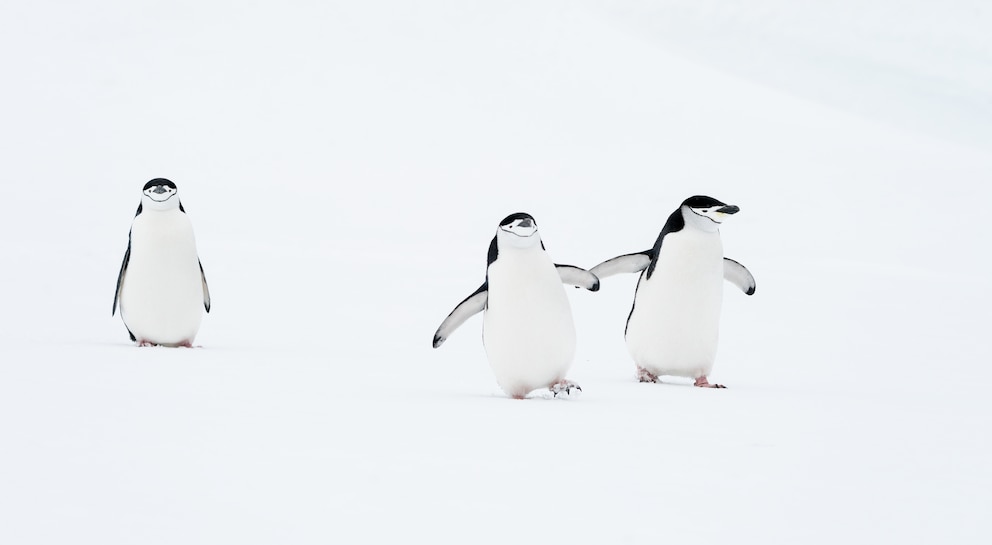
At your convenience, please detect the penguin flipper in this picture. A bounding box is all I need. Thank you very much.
[555,264,600,291]
[113,242,131,316]
[590,251,652,280]
[433,282,488,348]
[199,259,211,312]
[724,258,756,295]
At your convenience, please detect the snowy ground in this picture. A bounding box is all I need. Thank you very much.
[1,1,990,544]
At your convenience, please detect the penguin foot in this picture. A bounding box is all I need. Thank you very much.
[693,376,726,389]
[549,380,582,398]
[135,340,198,348]
[636,367,660,383]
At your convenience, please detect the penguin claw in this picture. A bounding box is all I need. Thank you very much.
[550,380,582,398]
[636,367,660,383]
[693,377,726,389]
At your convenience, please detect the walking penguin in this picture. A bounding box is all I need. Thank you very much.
[433,213,600,399]
[591,196,755,388]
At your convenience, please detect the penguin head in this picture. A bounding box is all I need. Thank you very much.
[681,195,739,232]
[496,212,542,249]
[141,178,181,211]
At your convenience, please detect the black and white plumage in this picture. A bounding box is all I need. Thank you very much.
[591,196,755,387]
[433,213,600,399]
[113,179,210,347]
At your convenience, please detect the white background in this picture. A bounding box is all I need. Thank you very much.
[1,1,990,543]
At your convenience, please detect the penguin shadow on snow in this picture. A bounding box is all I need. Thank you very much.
[591,195,756,389]
[432,213,601,400]
[113,179,211,349]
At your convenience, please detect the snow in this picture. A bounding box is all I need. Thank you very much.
[1,1,990,543]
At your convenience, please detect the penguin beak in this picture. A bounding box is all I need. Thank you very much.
[717,205,739,215]
[519,218,533,228]
[152,185,168,194]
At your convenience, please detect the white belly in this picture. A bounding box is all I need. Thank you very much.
[120,211,204,346]
[483,251,576,397]
[625,230,724,378]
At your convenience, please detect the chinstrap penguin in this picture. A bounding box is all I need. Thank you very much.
[433,213,600,399]
[113,178,211,347]
[591,196,755,388]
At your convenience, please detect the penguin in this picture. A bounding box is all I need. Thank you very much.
[113,178,211,347]
[433,213,600,399]
[591,196,755,388]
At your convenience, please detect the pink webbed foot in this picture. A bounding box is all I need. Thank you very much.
[549,379,582,398]
[136,340,157,347]
[637,366,660,383]
[694,376,726,389]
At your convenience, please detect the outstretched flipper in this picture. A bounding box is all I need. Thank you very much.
[555,264,600,291]
[589,251,652,280]
[113,242,131,316]
[723,258,756,295]
[433,282,488,348]
[199,260,211,312]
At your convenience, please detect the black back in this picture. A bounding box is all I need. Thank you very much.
[487,235,499,267]
[645,208,684,280]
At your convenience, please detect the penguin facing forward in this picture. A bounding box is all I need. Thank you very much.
[113,179,211,347]
[433,213,600,399]
[591,196,755,388]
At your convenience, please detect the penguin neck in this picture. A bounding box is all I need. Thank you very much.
[498,232,542,251]
[488,242,557,291]
[492,237,549,274]
[141,196,182,213]
[501,244,544,258]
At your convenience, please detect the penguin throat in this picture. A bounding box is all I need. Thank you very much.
[500,232,541,250]
[142,195,180,211]
[685,208,721,232]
